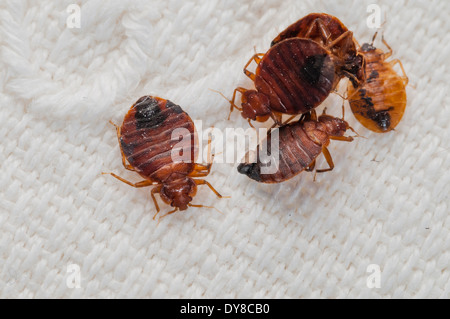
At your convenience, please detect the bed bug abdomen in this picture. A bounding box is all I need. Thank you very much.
[255,38,335,115]
[119,96,197,181]
[271,13,365,87]
[271,13,348,47]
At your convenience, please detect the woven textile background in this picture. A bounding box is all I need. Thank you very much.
[1,0,449,298]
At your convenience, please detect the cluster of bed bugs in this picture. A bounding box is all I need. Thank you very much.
[234,13,408,183]
[105,13,408,217]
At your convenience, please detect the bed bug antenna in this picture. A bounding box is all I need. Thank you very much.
[348,125,366,139]
[209,88,231,103]
[209,88,242,120]
[188,203,224,215]
[372,15,387,46]
[371,31,378,46]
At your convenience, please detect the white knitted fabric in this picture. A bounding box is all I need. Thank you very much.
[1,0,449,298]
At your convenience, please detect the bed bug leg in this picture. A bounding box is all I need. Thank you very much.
[305,159,316,172]
[339,97,347,120]
[103,172,157,188]
[243,53,264,81]
[210,88,243,120]
[230,88,245,114]
[215,87,246,120]
[190,133,215,177]
[315,147,335,173]
[305,18,332,43]
[281,114,298,126]
[381,34,393,59]
[269,112,283,127]
[389,59,409,86]
[332,89,348,100]
[151,185,162,219]
[305,159,318,182]
[329,135,354,142]
[341,70,360,87]
[195,179,229,199]
[190,162,214,177]
[328,30,354,52]
[157,207,179,220]
[246,119,255,128]
[338,98,366,139]
[309,109,318,121]
[270,114,297,129]
[109,120,135,171]
[120,155,135,171]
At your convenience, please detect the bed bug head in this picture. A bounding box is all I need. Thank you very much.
[361,42,377,52]
[159,177,197,211]
[359,30,385,58]
[318,114,350,137]
[323,36,365,87]
[240,90,271,121]
[342,52,366,87]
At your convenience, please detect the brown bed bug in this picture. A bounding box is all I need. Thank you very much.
[271,13,365,88]
[104,96,226,219]
[228,38,336,126]
[237,110,354,183]
[347,32,408,133]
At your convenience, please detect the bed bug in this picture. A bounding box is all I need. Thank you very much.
[271,13,365,87]
[104,96,226,219]
[228,38,336,126]
[347,32,408,133]
[237,110,354,183]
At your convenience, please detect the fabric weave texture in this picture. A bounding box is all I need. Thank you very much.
[0,0,449,298]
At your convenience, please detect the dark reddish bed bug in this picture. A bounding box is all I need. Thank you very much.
[271,13,365,87]
[347,32,408,133]
[105,96,225,219]
[228,38,336,126]
[237,110,354,183]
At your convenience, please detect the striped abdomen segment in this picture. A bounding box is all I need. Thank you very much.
[119,96,197,181]
[255,38,335,115]
[237,121,324,183]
